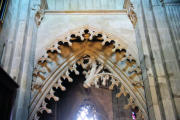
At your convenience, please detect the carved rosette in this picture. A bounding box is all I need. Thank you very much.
[29,26,146,120]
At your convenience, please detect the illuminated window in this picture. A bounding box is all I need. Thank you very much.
[76,104,98,120]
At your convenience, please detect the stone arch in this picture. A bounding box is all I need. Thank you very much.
[29,26,147,120]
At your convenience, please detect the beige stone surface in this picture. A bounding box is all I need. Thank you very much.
[35,12,138,62]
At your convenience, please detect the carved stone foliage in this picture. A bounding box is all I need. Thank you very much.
[124,0,137,27]
[32,57,144,120]
[34,0,48,26]
[29,26,146,120]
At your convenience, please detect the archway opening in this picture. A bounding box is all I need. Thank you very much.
[30,27,146,120]
[37,63,138,120]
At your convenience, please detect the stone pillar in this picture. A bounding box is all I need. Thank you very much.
[13,0,40,119]
[133,0,159,119]
[161,1,180,119]
[0,0,21,72]
[135,0,179,119]
[0,0,40,120]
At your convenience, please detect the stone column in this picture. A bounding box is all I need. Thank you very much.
[0,0,40,119]
[135,0,179,119]
[0,0,21,72]
[13,0,41,119]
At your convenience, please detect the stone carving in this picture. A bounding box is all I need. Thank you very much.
[47,49,60,65]
[123,58,136,71]
[116,85,127,98]
[34,0,48,26]
[129,66,142,80]
[109,78,119,90]
[35,9,45,26]
[54,78,66,91]
[123,96,144,120]
[32,56,144,120]
[124,0,137,27]
[46,88,59,101]
[124,96,135,109]
[32,82,42,91]
[115,49,127,64]
[33,28,142,83]
[30,26,146,120]
[38,58,51,72]
[38,100,52,114]
[33,68,46,80]
[69,65,80,75]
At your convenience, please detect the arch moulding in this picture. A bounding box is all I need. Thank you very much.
[29,26,147,120]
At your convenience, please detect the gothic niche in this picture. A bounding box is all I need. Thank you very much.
[30,27,145,120]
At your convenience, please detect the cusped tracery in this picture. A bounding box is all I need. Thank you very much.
[29,26,146,120]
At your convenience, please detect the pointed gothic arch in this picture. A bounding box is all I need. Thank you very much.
[28,26,147,120]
